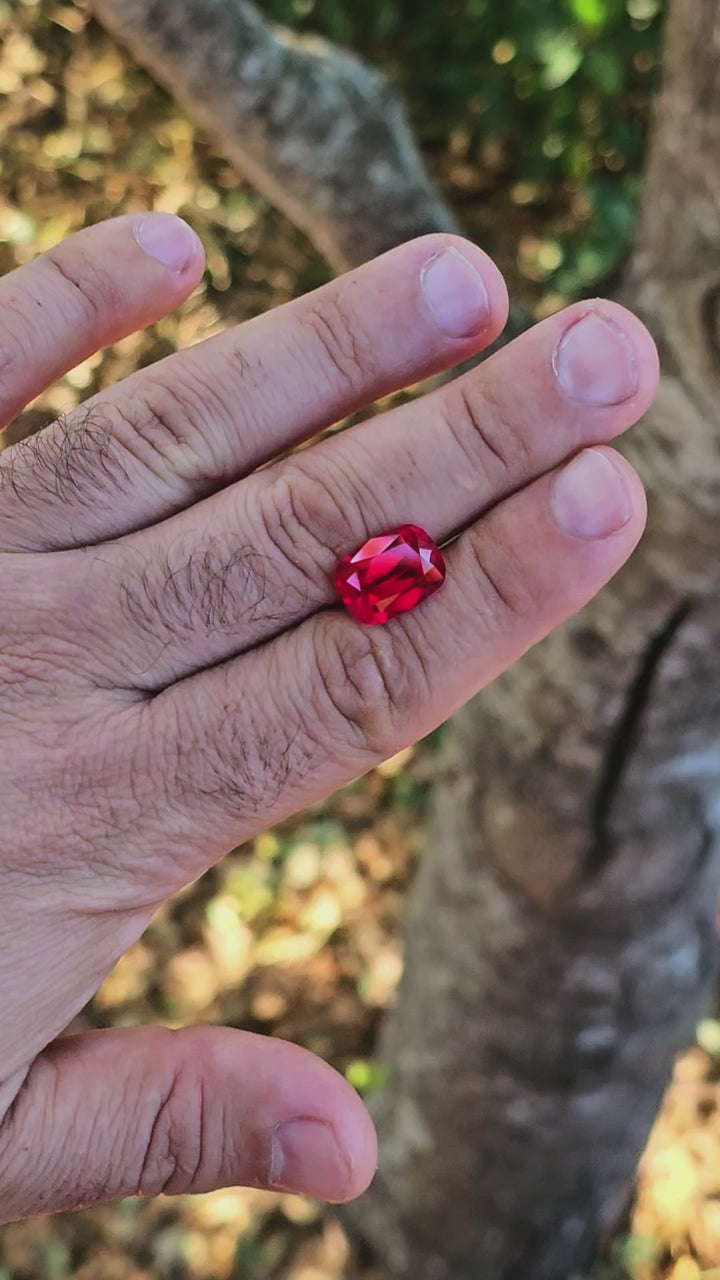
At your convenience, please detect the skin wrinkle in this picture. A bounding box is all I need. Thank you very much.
[108,387,206,489]
[0,219,656,1221]
[127,354,253,480]
[111,355,264,497]
[0,1054,57,1206]
[150,654,317,852]
[464,369,535,480]
[110,484,331,691]
[0,308,32,390]
[163,356,250,470]
[453,379,509,472]
[136,1068,183,1198]
[42,254,107,328]
[258,461,353,585]
[301,293,379,394]
[311,621,409,758]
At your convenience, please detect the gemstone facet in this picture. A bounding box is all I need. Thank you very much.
[334,524,446,626]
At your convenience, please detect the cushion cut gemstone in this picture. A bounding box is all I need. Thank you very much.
[335,524,446,626]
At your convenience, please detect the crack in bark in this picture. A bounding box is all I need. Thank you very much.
[584,597,695,879]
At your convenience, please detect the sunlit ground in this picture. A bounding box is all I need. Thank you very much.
[2,4,719,1279]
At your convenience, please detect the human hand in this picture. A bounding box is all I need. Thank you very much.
[0,214,657,1220]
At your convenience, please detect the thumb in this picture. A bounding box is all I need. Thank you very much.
[0,1026,377,1222]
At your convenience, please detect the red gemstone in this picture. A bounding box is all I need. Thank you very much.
[335,524,446,626]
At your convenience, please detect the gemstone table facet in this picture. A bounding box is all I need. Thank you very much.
[334,524,446,626]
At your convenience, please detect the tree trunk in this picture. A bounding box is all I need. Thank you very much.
[87,0,459,272]
[346,2,720,1275]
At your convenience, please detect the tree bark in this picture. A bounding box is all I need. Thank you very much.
[346,2,720,1275]
[86,0,459,272]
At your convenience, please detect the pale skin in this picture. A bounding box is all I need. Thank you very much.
[0,212,658,1220]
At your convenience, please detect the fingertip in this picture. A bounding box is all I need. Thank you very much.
[266,1050,378,1203]
[592,298,660,388]
[448,233,510,318]
[269,1105,378,1204]
[594,444,649,539]
[205,1029,377,1203]
[133,212,206,280]
[328,1079,379,1202]
[552,298,659,415]
[550,445,647,544]
[418,232,510,344]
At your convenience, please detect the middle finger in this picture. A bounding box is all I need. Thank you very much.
[82,298,657,691]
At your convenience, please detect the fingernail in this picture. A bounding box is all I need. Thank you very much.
[134,213,202,272]
[551,449,633,540]
[553,311,639,407]
[270,1118,352,1202]
[420,247,491,338]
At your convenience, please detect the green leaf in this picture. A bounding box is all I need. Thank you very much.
[627,0,660,17]
[345,1059,391,1096]
[537,32,583,90]
[567,0,609,30]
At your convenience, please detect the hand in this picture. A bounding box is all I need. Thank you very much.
[0,213,657,1221]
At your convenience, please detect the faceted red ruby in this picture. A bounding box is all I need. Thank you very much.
[334,524,446,626]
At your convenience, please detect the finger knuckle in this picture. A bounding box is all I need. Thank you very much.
[136,1032,211,1198]
[0,315,32,391]
[90,368,231,494]
[110,380,199,485]
[43,243,124,328]
[444,375,530,479]
[466,529,533,622]
[302,294,379,394]
[258,460,360,591]
[314,619,425,757]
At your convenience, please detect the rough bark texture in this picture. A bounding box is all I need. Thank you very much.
[345,2,720,1276]
[87,0,459,271]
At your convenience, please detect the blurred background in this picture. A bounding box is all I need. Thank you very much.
[4,1,720,1278]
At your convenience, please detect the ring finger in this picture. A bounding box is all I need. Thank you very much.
[81,297,657,690]
[128,444,647,898]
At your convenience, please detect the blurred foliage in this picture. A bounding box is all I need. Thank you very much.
[263,0,664,307]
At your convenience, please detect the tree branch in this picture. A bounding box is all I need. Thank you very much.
[87,0,460,271]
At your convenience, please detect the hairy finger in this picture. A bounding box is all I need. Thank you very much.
[87,298,658,691]
[133,447,647,895]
